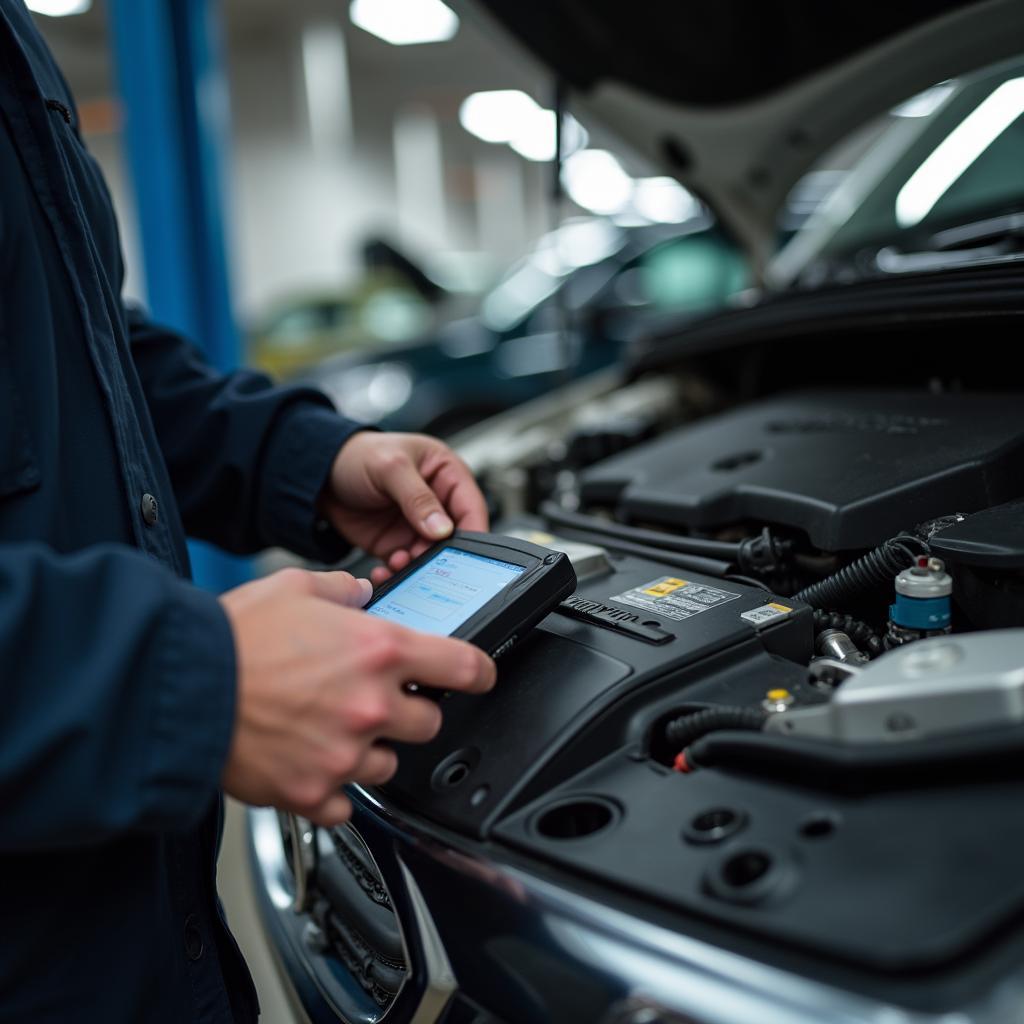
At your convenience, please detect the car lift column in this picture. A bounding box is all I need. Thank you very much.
[107,0,248,592]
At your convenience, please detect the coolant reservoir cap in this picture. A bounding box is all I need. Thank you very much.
[895,557,953,599]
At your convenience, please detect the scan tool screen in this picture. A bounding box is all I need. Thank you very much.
[367,547,525,636]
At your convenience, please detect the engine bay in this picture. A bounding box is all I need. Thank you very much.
[377,378,1024,985]
[272,356,1024,1019]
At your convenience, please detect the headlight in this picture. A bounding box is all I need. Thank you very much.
[319,362,414,423]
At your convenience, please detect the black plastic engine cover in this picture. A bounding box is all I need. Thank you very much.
[930,499,1024,568]
[581,391,1024,550]
[496,750,1024,974]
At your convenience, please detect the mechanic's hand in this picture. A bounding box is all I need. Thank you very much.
[320,432,487,585]
[219,567,496,825]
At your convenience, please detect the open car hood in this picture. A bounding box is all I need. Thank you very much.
[455,0,1024,270]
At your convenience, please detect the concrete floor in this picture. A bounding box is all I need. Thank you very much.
[219,799,306,1024]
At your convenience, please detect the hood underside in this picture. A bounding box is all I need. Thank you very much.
[458,0,1024,270]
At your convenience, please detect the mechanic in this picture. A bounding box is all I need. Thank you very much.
[0,3,495,1021]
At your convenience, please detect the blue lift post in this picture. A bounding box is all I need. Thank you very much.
[108,0,249,592]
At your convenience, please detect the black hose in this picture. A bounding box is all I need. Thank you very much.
[541,501,741,561]
[685,723,1024,792]
[544,523,733,577]
[813,609,885,658]
[794,534,928,609]
[664,705,767,751]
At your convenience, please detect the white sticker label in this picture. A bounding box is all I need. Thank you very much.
[610,576,740,621]
[740,602,794,628]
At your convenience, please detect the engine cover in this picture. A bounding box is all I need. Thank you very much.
[581,390,1024,550]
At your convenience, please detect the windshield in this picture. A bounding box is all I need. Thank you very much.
[769,55,1024,289]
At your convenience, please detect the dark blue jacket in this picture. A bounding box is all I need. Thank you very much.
[0,3,362,1020]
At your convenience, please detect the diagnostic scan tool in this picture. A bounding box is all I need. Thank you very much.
[366,531,576,659]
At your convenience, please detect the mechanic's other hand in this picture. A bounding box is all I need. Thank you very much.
[320,432,487,585]
[219,567,496,825]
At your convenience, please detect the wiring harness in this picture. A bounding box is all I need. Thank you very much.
[794,533,929,608]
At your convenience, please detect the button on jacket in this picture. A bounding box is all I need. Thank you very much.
[0,3,362,1020]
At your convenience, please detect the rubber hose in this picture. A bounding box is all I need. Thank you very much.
[664,705,767,751]
[794,535,926,609]
[545,524,733,577]
[540,501,741,561]
[685,723,1024,793]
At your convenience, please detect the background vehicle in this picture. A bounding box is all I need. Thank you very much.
[247,240,458,379]
[303,218,746,435]
[248,2,1024,1022]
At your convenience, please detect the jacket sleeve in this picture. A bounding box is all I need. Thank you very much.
[0,542,237,851]
[126,306,365,559]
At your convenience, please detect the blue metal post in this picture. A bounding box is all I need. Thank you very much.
[108,0,249,592]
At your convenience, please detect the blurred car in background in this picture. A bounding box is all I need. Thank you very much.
[247,239,463,379]
[302,215,747,435]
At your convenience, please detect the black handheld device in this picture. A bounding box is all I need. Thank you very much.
[365,531,577,659]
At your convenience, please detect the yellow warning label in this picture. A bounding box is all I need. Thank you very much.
[643,577,687,597]
[768,602,793,613]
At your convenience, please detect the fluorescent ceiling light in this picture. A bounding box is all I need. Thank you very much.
[508,108,558,161]
[461,91,589,162]
[632,177,699,223]
[509,111,588,163]
[350,0,458,46]
[459,90,542,144]
[896,76,1024,227]
[25,0,91,15]
[562,149,633,216]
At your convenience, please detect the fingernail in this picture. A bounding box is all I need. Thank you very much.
[483,656,497,691]
[424,511,453,538]
[357,578,373,606]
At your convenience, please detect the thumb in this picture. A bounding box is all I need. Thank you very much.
[306,570,374,608]
[380,455,453,542]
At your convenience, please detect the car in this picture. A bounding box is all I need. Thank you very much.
[247,240,458,379]
[246,2,1024,1022]
[301,217,746,436]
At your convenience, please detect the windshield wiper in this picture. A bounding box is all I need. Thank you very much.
[930,211,1024,249]
[874,211,1024,274]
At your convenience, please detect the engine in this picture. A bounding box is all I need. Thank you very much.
[579,390,1024,549]
[313,384,1024,1010]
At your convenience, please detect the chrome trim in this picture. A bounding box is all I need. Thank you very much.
[397,860,458,1024]
[287,814,317,913]
[251,806,294,911]
[252,804,455,1023]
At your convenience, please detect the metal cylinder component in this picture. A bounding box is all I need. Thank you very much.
[817,628,870,665]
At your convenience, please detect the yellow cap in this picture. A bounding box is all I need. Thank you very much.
[766,688,791,701]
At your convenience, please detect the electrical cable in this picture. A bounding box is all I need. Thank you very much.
[794,534,929,609]
[547,523,733,577]
[541,501,741,560]
[663,705,767,752]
